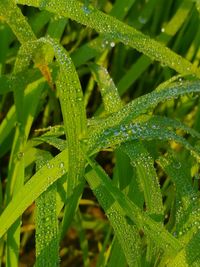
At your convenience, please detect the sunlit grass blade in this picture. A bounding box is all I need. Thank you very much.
[0,149,68,238]
[90,63,123,113]
[0,0,35,43]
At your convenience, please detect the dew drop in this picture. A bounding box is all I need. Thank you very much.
[110,41,115,48]
[138,16,147,24]
[17,151,24,160]
[59,162,64,168]
[82,5,91,15]
[172,161,181,169]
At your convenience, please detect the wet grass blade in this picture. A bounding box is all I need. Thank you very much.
[35,152,59,267]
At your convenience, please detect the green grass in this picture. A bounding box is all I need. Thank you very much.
[0,0,200,266]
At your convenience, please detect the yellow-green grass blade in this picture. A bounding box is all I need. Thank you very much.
[5,80,46,266]
[0,0,36,44]
[90,63,123,113]
[0,149,68,238]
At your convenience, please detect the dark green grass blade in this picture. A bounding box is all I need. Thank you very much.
[85,168,142,267]
[16,0,200,77]
[84,155,182,255]
[107,238,126,267]
[88,80,200,139]
[35,152,59,267]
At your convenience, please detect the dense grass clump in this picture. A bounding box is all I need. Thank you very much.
[0,0,200,266]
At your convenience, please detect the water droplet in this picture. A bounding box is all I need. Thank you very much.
[59,162,64,168]
[161,28,165,33]
[110,41,115,48]
[138,16,147,24]
[82,5,91,15]
[17,151,24,160]
[173,161,181,169]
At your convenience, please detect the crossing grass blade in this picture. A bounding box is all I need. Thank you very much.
[16,0,200,77]
[84,153,182,256]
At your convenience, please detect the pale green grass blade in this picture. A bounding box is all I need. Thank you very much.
[90,63,123,113]
[35,152,59,267]
[0,0,36,43]
[11,36,87,197]
[16,0,200,77]
[166,230,200,267]
[0,149,68,238]
[5,80,46,267]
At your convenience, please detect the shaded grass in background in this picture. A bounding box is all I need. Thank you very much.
[0,0,200,266]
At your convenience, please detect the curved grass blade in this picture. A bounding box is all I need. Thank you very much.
[16,37,87,194]
[166,230,200,267]
[16,0,200,77]
[0,0,36,43]
[88,80,200,136]
[134,115,200,139]
[89,63,123,113]
[88,119,200,162]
